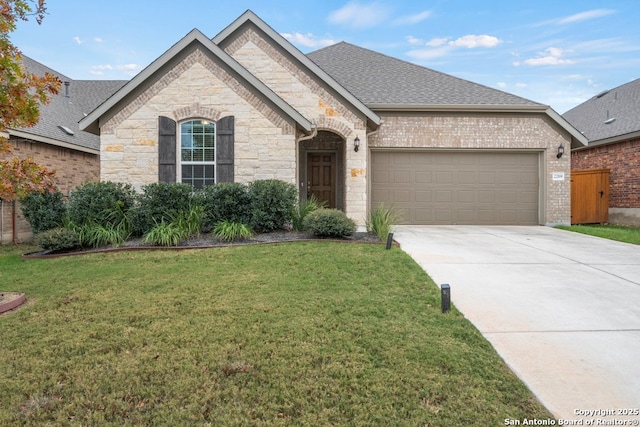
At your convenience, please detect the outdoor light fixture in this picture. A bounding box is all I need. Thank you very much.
[441,284,451,313]
[354,135,360,152]
[556,143,565,159]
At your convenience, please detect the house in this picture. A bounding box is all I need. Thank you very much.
[563,78,640,225]
[16,9,586,235]
[0,56,125,242]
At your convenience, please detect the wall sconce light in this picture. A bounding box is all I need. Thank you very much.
[556,143,565,159]
[354,135,360,152]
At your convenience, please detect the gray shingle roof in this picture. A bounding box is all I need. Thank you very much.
[563,77,640,143]
[15,55,125,152]
[306,42,542,107]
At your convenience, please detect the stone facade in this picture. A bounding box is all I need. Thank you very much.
[369,112,572,225]
[571,137,640,225]
[100,29,370,224]
[1,138,99,243]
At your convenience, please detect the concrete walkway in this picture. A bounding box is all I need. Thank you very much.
[393,226,640,423]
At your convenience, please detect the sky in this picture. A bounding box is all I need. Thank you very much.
[10,0,640,114]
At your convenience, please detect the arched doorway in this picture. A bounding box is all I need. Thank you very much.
[299,130,345,210]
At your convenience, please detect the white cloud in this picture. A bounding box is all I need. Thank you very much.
[448,34,501,48]
[557,9,615,24]
[90,63,140,77]
[496,82,507,88]
[94,37,103,43]
[406,46,452,60]
[406,34,501,61]
[515,83,528,88]
[427,37,449,47]
[328,1,391,29]
[73,36,82,44]
[405,35,424,45]
[521,47,575,66]
[393,10,432,26]
[282,32,336,49]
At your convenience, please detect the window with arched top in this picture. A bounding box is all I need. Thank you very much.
[179,119,215,188]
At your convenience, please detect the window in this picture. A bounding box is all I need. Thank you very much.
[179,119,215,189]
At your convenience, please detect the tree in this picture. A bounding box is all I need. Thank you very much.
[0,0,61,201]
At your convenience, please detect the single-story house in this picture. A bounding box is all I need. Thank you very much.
[11,9,587,237]
[564,77,640,225]
[78,10,586,227]
[0,56,125,242]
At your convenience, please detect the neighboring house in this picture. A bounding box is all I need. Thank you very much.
[564,78,640,225]
[0,56,125,242]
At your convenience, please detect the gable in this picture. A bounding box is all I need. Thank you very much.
[79,29,312,136]
[213,10,380,130]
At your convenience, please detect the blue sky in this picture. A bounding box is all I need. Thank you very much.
[11,0,640,113]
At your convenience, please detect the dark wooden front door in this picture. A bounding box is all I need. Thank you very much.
[307,152,336,208]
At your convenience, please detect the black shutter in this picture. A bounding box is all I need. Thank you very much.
[158,116,176,183]
[216,116,234,183]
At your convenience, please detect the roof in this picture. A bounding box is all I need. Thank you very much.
[12,56,125,153]
[307,42,542,108]
[307,42,586,146]
[80,28,314,135]
[563,77,640,146]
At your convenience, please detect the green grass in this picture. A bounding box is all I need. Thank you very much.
[0,242,552,426]
[556,224,640,245]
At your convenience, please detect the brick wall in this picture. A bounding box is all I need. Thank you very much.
[571,137,640,209]
[370,112,573,225]
[0,138,99,243]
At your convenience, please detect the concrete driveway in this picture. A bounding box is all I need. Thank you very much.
[393,226,640,423]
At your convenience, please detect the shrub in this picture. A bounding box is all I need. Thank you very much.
[173,205,204,238]
[20,189,67,234]
[291,195,326,231]
[248,179,297,233]
[212,221,254,242]
[67,181,136,228]
[200,183,251,230]
[303,209,356,238]
[35,227,80,252]
[366,204,401,241]
[142,221,186,247]
[73,222,130,248]
[131,182,197,235]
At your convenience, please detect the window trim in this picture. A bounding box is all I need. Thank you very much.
[177,118,216,188]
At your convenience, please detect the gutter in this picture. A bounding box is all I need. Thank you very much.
[367,104,588,147]
[7,129,100,155]
[571,130,640,151]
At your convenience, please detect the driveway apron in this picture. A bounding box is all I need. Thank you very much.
[393,226,640,422]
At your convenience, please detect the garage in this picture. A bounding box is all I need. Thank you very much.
[371,151,540,225]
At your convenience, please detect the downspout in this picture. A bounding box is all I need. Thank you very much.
[296,125,318,143]
[296,126,318,202]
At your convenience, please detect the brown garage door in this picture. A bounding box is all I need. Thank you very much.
[371,151,539,225]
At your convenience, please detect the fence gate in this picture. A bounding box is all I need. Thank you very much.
[571,169,610,224]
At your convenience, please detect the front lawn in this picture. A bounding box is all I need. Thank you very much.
[0,242,552,426]
[556,224,640,245]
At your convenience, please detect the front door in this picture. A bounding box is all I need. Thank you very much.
[307,152,336,208]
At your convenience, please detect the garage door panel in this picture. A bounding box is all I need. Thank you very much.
[458,190,475,203]
[393,190,411,203]
[415,171,432,183]
[415,190,432,202]
[371,151,539,225]
[393,171,411,183]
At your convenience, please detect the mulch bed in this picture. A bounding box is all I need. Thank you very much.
[23,231,387,259]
